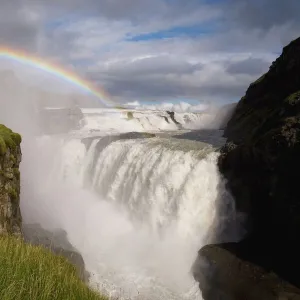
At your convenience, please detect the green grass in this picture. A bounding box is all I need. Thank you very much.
[0,235,107,300]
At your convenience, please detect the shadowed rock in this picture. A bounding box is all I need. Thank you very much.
[193,37,300,299]
[22,223,90,283]
[193,243,300,300]
[166,111,183,129]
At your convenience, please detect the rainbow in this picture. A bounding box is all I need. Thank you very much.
[0,46,116,107]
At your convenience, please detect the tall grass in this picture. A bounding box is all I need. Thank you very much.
[0,235,107,300]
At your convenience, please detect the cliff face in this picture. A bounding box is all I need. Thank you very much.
[193,37,300,299]
[221,37,300,239]
[0,125,22,236]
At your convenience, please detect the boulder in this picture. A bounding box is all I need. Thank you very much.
[193,243,300,300]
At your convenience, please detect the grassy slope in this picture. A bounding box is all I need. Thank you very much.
[0,235,107,300]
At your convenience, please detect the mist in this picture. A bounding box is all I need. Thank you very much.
[0,71,240,299]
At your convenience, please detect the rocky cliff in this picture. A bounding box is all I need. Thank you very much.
[193,37,300,299]
[0,125,22,236]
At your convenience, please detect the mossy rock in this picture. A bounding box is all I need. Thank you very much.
[7,186,18,200]
[13,168,20,180]
[0,125,22,155]
[127,111,134,120]
[285,91,300,106]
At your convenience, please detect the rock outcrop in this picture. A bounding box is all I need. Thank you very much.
[166,111,183,128]
[193,37,300,299]
[0,125,22,236]
[22,223,90,283]
[193,243,300,300]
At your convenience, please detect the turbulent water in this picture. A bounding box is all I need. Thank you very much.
[81,108,221,133]
[17,108,238,300]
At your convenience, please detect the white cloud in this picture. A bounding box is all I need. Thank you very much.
[0,1,299,105]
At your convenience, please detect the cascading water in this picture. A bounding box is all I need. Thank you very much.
[0,74,239,299]
[80,108,217,134]
[20,130,237,300]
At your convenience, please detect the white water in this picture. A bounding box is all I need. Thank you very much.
[80,108,218,134]
[20,134,237,300]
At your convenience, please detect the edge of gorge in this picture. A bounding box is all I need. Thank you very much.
[192,37,300,300]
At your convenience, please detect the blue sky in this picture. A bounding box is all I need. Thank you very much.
[127,22,221,41]
[0,0,299,107]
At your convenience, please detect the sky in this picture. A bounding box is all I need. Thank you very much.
[0,0,299,107]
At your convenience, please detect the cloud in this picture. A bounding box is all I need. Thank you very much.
[0,1,44,51]
[0,1,298,105]
[226,57,271,76]
[85,48,273,103]
[227,0,300,31]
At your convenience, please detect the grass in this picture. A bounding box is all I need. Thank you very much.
[0,235,108,300]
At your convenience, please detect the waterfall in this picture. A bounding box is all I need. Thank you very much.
[20,134,237,300]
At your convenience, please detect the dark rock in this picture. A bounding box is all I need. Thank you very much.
[193,37,300,299]
[166,111,183,128]
[22,223,90,282]
[193,243,300,300]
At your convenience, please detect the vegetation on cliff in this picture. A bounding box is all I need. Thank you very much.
[0,124,22,236]
[0,124,22,155]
